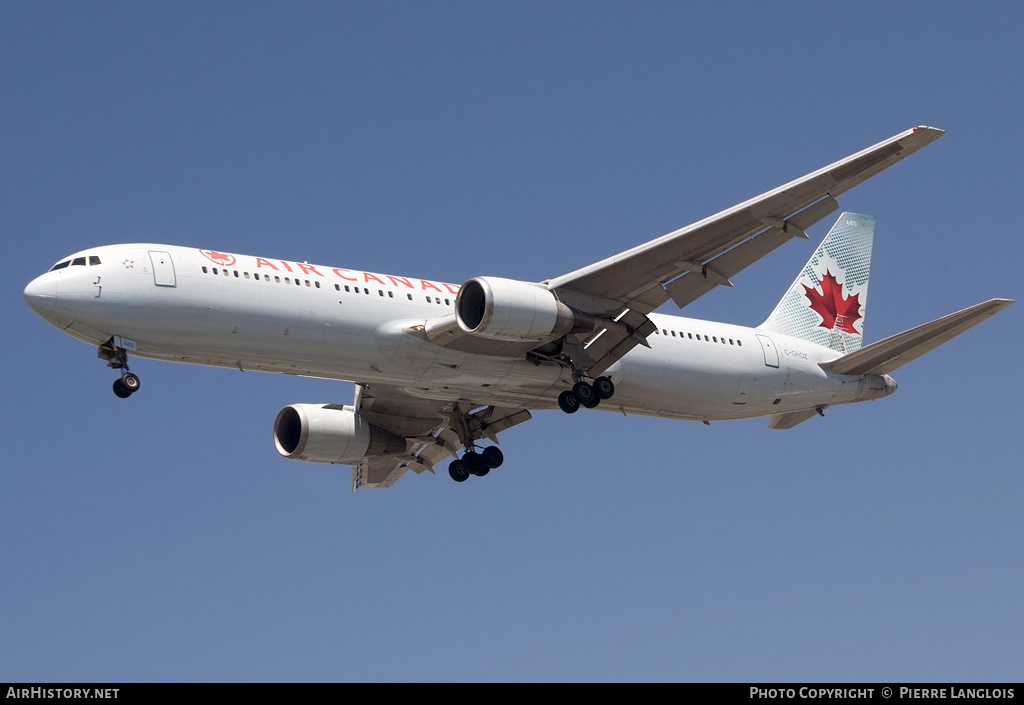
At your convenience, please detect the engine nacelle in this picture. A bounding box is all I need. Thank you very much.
[455,276,595,343]
[273,404,406,464]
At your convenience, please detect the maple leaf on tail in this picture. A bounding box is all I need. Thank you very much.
[802,269,862,334]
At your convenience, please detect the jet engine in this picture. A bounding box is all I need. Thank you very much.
[273,404,406,464]
[455,276,595,343]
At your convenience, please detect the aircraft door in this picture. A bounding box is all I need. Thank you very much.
[755,334,779,368]
[733,374,754,404]
[149,250,176,287]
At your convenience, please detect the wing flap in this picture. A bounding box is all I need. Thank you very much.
[353,455,428,490]
[351,384,533,490]
[578,310,658,377]
[664,195,839,309]
[563,193,840,376]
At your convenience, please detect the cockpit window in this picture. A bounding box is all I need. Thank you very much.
[48,255,101,271]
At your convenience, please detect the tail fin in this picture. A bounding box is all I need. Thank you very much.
[760,212,874,353]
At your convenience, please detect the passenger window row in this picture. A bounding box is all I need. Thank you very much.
[202,265,322,288]
[200,265,453,306]
[655,328,742,347]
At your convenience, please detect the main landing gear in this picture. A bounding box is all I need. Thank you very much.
[444,403,509,484]
[98,340,141,399]
[557,376,615,414]
[448,446,504,483]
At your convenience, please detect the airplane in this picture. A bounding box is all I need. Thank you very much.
[23,126,1013,490]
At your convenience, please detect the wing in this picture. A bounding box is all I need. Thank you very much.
[351,383,532,490]
[545,126,945,375]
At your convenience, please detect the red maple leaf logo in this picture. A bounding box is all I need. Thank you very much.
[803,269,862,334]
[200,249,236,267]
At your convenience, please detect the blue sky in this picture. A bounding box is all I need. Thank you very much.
[3,1,1021,682]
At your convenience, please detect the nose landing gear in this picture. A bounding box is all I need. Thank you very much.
[99,339,141,399]
[112,373,141,398]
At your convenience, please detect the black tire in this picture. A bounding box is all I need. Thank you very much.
[481,446,504,469]
[121,373,141,392]
[593,376,615,400]
[448,459,469,482]
[112,378,132,398]
[574,381,600,408]
[558,390,580,414]
[462,452,484,475]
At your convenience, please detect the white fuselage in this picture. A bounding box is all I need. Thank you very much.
[24,244,895,421]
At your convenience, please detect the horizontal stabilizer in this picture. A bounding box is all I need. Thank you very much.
[819,299,1013,376]
[769,408,821,430]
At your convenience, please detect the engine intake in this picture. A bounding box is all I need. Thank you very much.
[455,276,595,343]
[273,404,406,464]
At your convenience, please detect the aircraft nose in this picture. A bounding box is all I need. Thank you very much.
[24,274,57,318]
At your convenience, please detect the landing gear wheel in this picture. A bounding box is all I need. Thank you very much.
[121,373,141,393]
[112,378,132,398]
[593,376,615,400]
[448,459,469,482]
[462,452,486,475]
[574,381,600,408]
[558,389,580,414]
[481,446,504,469]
